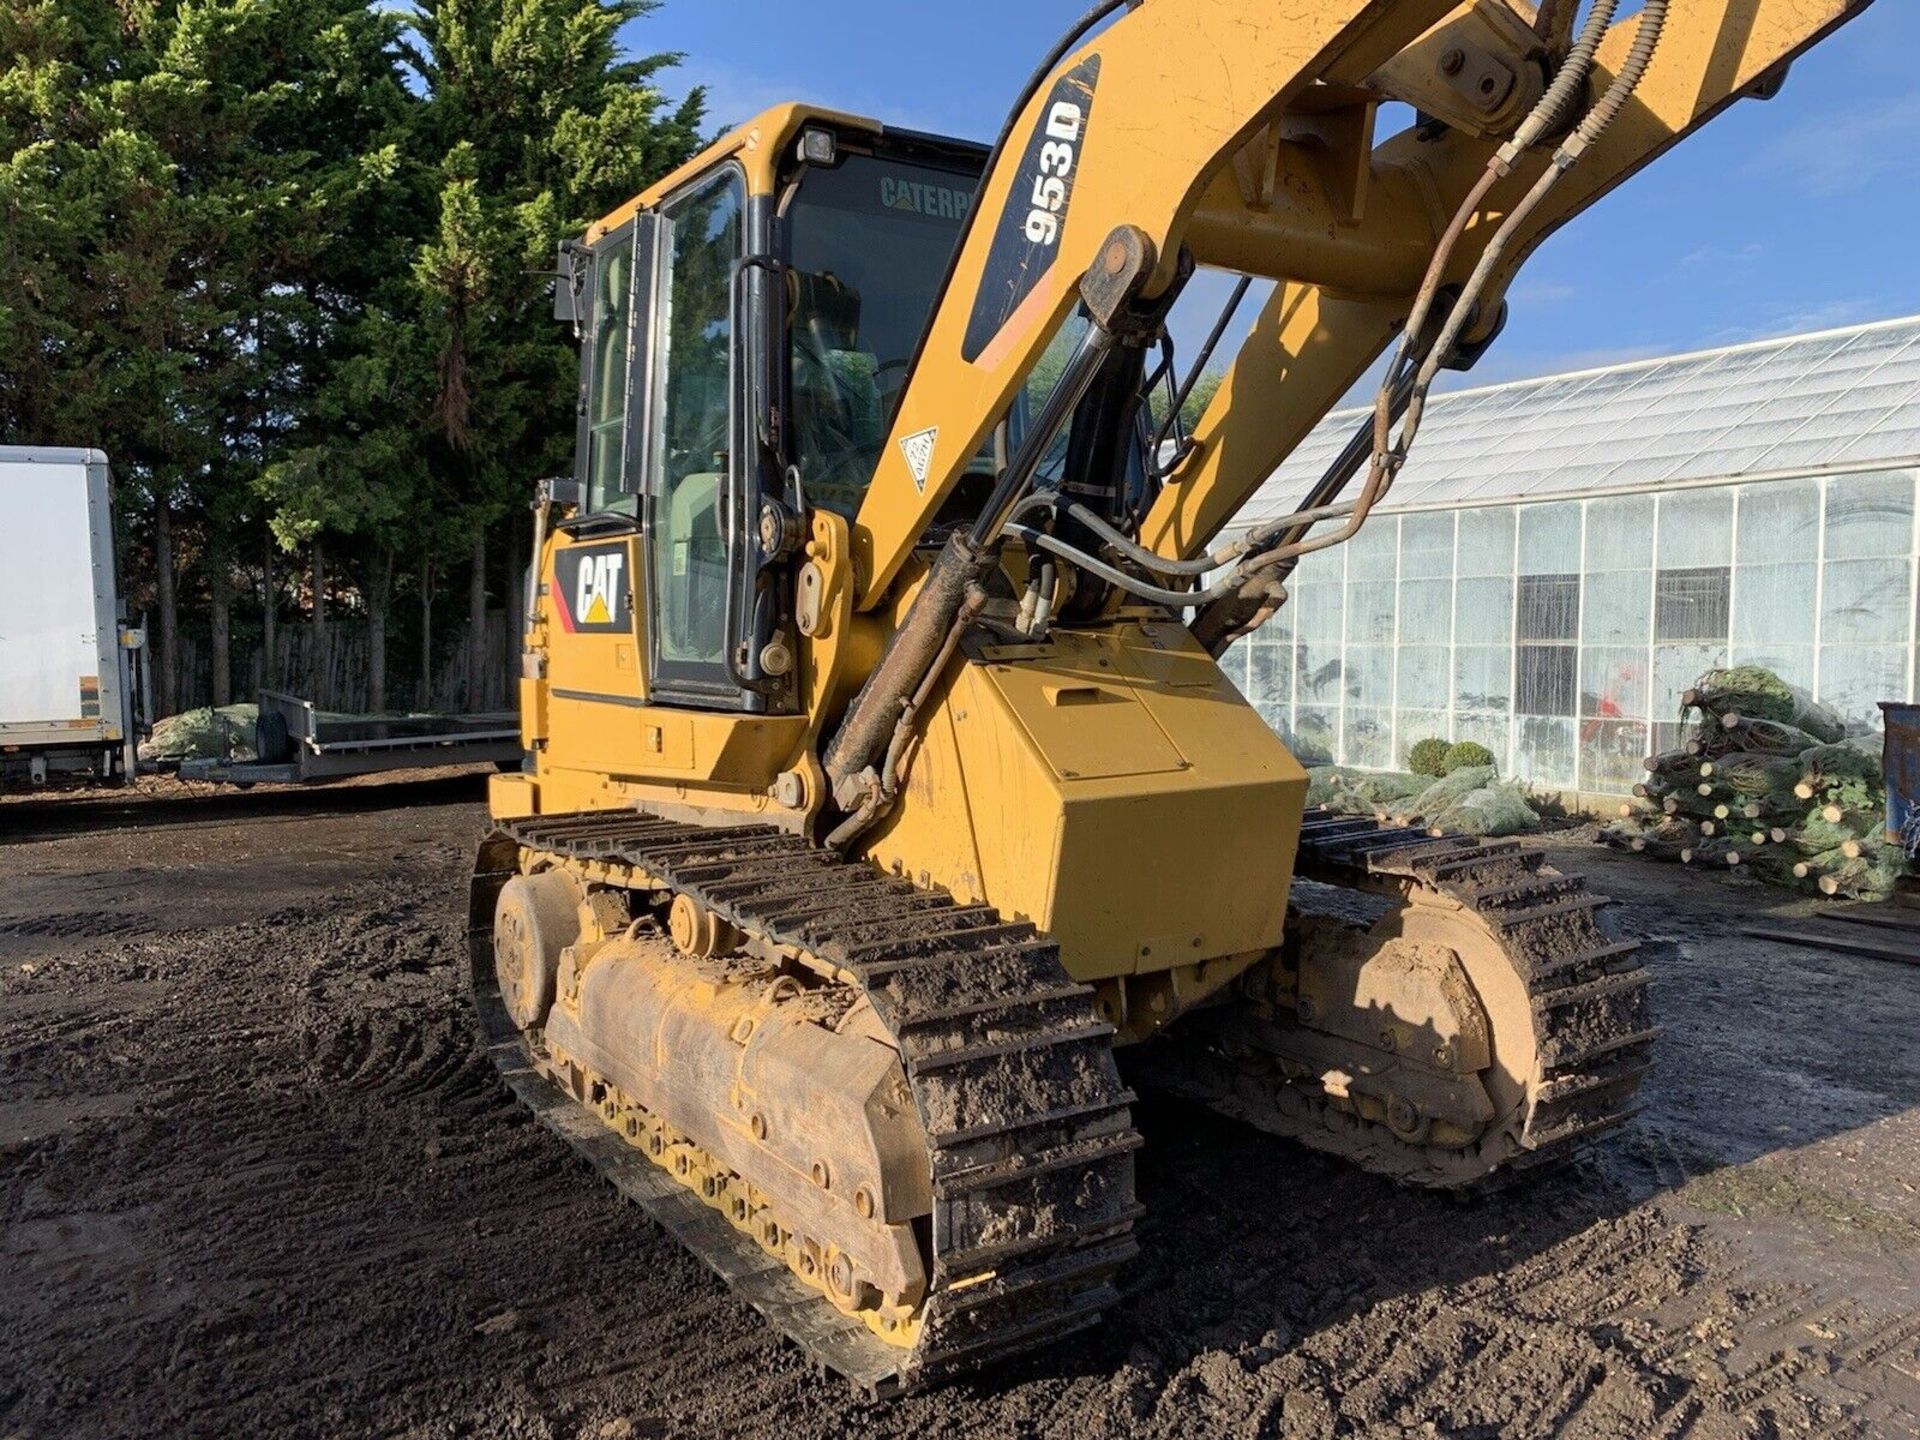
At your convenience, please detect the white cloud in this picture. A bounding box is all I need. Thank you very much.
[1706,298,1887,346]
[1748,94,1920,199]
[1508,278,1578,306]
[1678,240,1765,271]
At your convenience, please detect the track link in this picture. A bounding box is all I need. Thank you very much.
[1136,809,1657,1188]
[470,810,1139,1394]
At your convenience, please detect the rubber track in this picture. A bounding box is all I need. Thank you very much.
[1139,809,1658,1188]
[470,811,1140,1395]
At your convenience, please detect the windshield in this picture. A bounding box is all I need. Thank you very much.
[786,151,980,517]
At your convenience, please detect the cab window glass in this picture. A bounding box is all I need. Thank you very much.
[787,154,977,516]
[585,226,636,514]
[650,170,744,671]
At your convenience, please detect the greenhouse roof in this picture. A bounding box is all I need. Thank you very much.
[1241,313,1920,526]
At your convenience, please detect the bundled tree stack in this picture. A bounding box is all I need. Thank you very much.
[1599,666,1898,898]
[1307,738,1543,838]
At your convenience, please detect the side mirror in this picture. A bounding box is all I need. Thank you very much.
[553,242,587,326]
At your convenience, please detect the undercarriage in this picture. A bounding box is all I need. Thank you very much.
[471,807,1653,1393]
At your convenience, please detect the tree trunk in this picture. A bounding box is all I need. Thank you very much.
[419,556,434,710]
[367,548,394,715]
[310,539,327,700]
[209,554,232,708]
[468,525,487,711]
[262,541,277,689]
[155,493,179,716]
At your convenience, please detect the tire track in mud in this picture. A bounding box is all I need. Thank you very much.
[3,804,1920,1439]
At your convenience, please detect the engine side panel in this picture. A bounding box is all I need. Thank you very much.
[864,621,1306,992]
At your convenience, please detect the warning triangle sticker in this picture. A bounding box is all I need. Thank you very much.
[899,427,938,491]
[583,594,612,626]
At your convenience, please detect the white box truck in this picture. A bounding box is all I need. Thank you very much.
[0,447,144,788]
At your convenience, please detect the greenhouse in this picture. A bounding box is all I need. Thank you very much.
[1222,314,1920,807]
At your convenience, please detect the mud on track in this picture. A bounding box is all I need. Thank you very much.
[4,784,1920,1439]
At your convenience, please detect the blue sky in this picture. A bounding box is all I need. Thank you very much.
[625,0,1920,387]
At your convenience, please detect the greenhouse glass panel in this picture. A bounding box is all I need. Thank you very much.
[1293,707,1337,765]
[1399,512,1456,579]
[1454,645,1512,712]
[1515,716,1577,788]
[1396,645,1449,710]
[1731,642,1815,695]
[1245,641,1292,715]
[1347,516,1400,579]
[1457,507,1517,575]
[1824,470,1915,560]
[1654,568,1731,641]
[1454,714,1511,773]
[1291,583,1343,647]
[1296,644,1344,704]
[1292,546,1345,588]
[1454,577,1513,645]
[1820,558,1912,645]
[1580,718,1651,795]
[1757,438,1853,474]
[1218,640,1250,692]
[1581,646,1650,719]
[1656,489,1733,569]
[1582,569,1651,645]
[1518,503,1581,573]
[1398,579,1452,644]
[1396,711,1450,760]
[1840,426,1920,465]
[1736,479,1820,553]
[1263,592,1294,645]
[1518,574,1579,641]
[1584,495,1654,571]
[1343,708,1394,768]
[1346,581,1397,645]
[1344,644,1393,707]
[1733,563,1817,646]
[1652,642,1726,719]
[1819,645,1907,732]
[1516,645,1576,716]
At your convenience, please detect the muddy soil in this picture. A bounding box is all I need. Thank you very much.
[4,786,1919,1439]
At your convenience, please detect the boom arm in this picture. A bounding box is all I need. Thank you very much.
[852,0,1869,611]
[849,0,1460,606]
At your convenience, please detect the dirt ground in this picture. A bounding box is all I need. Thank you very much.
[4,780,1920,1440]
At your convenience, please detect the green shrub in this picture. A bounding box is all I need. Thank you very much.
[1442,740,1497,776]
[1407,737,1450,777]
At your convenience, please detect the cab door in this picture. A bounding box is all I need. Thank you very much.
[642,166,751,707]
[540,213,655,777]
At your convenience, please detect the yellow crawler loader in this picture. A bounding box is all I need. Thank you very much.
[470,0,1872,1392]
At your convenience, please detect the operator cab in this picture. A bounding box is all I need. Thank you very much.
[560,110,1146,715]
[562,116,995,710]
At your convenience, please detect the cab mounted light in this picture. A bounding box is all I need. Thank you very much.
[798,127,838,166]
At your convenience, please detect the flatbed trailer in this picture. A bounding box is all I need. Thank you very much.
[178,689,521,785]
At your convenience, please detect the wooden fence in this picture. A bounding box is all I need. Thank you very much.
[172,612,515,716]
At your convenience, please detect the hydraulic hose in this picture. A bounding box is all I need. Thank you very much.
[1190,1,1653,651]
[1008,525,1222,607]
[1403,0,1668,447]
[1303,0,1636,574]
[1383,0,1618,482]
[1015,493,1363,580]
